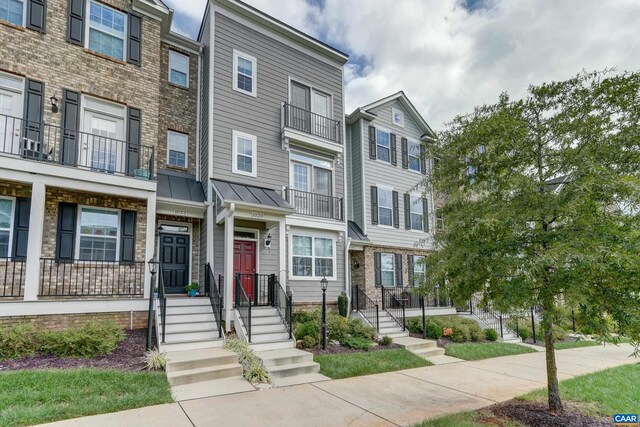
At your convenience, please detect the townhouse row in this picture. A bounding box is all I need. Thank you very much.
[0,0,454,331]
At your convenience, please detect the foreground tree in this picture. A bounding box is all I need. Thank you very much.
[422,70,640,413]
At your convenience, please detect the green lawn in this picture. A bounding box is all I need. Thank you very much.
[0,369,172,427]
[555,340,599,350]
[414,410,521,427]
[314,348,431,379]
[444,342,536,361]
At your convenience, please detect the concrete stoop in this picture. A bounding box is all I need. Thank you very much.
[378,311,410,339]
[242,307,297,352]
[166,348,254,401]
[256,348,330,387]
[158,298,224,353]
[394,336,446,359]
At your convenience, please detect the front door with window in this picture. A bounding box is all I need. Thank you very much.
[0,81,23,156]
[81,97,125,173]
[233,240,256,301]
[160,233,190,294]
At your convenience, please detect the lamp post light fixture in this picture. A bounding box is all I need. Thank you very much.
[146,256,159,351]
[320,276,328,350]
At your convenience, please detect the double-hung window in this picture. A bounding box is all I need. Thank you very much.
[168,51,189,87]
[410,195,424,231]
[78,207,119,261]
[0,0,24,26]
[378,187,393,226]
[88,1,126,61]
[408,140,421,172]
[376,129,391,163]
[412,255,425,286]
[291,235,334,278]
[233,50,257,97]
[167,131,187,168]
[380,253,395,287]
[0,197,14,258]
[232,130,257,177]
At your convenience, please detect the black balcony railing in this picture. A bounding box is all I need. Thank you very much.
[39,258,146,297]
[0,113,155,179]
[0,257,26,298]
[282,103,342,144]
[381,286,454,309]
[285,188,344,221]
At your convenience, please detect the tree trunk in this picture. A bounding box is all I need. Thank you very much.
[544,323,563,414]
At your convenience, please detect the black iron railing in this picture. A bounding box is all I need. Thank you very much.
[285,188,344,221]
[272,275,293,339]
[205,263,223,338]
[0,257,26,298]
[235,273,274,306]
[235,273,252,342]
[351,285,379,332]
[282,103,342,144]
[379,286,453,309]
[382,286,406,330]
[39,258,145,297]
[158,267,167,344]
[0,113,155,179]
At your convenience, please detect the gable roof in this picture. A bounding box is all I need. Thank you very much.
[347,91,437,140]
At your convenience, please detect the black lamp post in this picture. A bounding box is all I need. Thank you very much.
[146,256,159,351]
[320,277,328,350]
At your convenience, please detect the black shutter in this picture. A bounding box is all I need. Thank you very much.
[127,13,142,66]
[404,193,411,230]
[395,254,403,286]
[126,107,141,176]
[420,144,427,175]
[23,79,44,148]
[390,133,397,166]
[374,252,381,287]
[12,198,31,259]
[67,0,85,45]
[423,198,429,232]
[401,137,408,169]
[60,89,80,166]
[370,186,378,225]
[120,210,136,262]
[56,203,77,261]
[407,255,414,287]
[392,190,399,228]
[26,0,47,33]
[368,125,376,160]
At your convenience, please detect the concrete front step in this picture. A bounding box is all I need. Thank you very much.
[251,316,284,326]
[393,336,438,351]
[164,330,220,343]
[251,323,289,334]
[166,348,238,372]
[257,348,314,368]
[172,376,255,401]
[251,308,279,317]
[271,373,330,387]
[165,297,212,307]
[383,331,410,339]
[160,339,224,352]
[161,312,216,323]
[160,305,213,315]
[162,322,219,334]
[250,331,291,343]
[413,347,446,358]
[267,361,320,379]
[167,363,244,386]
[249,339,296,352]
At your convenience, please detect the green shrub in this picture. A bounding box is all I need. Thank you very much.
[225,337,270,384]
[301,335,317,349]
[0,323,41,359]
[293,310,317,325]
[341,336,373,350]
[294,321,319,341]
[425,322,443,339]
[245,361,270,383]
[337,292,349,317]
[379,336,393,346]
[518,327,531,340]
[347,317,376,340]
[485,328,498,341]
[327,314,350,342]
[144,349,167,370]
[41,320,125,358]
[450,324,470,343]
[406,317,423,334]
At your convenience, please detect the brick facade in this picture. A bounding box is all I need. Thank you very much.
[0,311,148,330]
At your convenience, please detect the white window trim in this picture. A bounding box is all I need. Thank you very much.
[407,139,422,173]
[376,184,394,228]
[0,0,27,27]
[167,130,188,168]
[375,127,392,165]
[231,130,257,177]
[0,196,15,258]
[289,232,337,281]
[288,151,335,195]
[75,205,121,262]
[79,95,127,173]
[168,50,189,88]
[287,76,334,118]
[85,0,127,61]
[380,252,395,287]
[409,193,424,232]
[391,107,405,128]
[232,49,257,97]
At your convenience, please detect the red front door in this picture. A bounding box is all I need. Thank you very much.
[233,240,256,300]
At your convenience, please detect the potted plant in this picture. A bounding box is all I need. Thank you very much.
[185,282,199,297]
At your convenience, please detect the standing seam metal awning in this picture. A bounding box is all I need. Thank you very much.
[211,178,293,210]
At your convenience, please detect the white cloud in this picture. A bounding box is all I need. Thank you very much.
[168,0,640,129]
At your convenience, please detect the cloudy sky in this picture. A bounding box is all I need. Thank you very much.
[165,0,640,130]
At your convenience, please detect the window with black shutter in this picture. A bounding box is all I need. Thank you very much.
[127,13,142,66]
[56,203,77,261]
[12,198,31,259]
[370,186,378,225]
[66,0,85,45]
[126,107,141,176]
[390,133,397,166]
[392,190,399,228]
[404,193,411,230]
[401,137,408,169]
[26,0,47,32]
[368,125,376,160]
[394,253,403,286]
[60,89,80,166]
[120,210,136,263]
[23,79,44,155]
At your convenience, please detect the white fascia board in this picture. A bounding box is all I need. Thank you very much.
[156,197,206,218]
[283,128,344,154]
[286,215,346,232]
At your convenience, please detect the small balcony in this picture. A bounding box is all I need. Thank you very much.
[284,188,344,221]
[0,114,155,180]
[282,102,342,145]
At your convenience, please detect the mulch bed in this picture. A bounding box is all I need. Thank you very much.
[0,328,150,372]
[484,400,609,427]
[307,343,401,355]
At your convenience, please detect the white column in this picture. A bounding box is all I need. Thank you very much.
[23,181,46,301]
[144,191,157,299]
[278,219,286,291]
[223,212,234,331]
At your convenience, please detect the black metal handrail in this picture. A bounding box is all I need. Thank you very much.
[469,294,522,339]
[271,274,293,339]
[39,258,145,297]
[236,273,274,306]
[158,267,167,343]
[282,102,342,144]
[0,257,26,298]
[205,263,223,338]
[235,273,252,342]
[351,285,379,332]
[381,286,453,309]
[0,113,155,179]
[284,188,344,221]
[381,287,406,330]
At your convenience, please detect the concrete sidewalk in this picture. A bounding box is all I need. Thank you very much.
[38,344,638,427]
